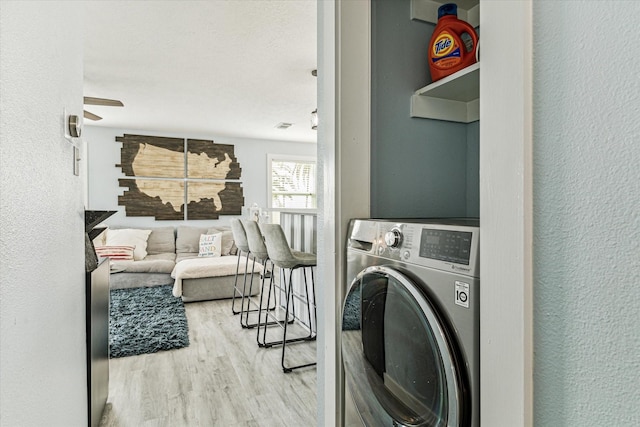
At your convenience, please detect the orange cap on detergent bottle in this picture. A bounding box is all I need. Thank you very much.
[428,3,478,82]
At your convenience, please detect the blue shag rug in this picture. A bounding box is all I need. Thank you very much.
[109,285,190,358]
[342,285,361,331]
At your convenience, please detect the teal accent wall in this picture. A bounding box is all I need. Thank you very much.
[371,0,478,219]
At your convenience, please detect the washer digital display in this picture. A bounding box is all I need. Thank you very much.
[419,229,472,265]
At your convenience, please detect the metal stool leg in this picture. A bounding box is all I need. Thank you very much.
[231,250,244,315]
[240,256,257,328]
[242,257,278,329]
[281,266,317,373]
[256,259,271,346]
[302,267,317,339]
[234,251,251,316]
[259,266,276,347]
[256,260,279,346]
[310,267,317,338]
[260,267,300,349]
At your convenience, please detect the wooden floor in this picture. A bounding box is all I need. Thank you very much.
[100,298,317,427]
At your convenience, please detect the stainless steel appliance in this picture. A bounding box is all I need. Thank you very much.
[342,219,479,427]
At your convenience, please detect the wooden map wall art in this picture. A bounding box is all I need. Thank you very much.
[116,134,244,220]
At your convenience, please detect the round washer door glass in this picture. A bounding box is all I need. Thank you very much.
[342,266,464,427]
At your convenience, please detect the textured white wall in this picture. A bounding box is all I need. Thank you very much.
[533,2,640,425]
[83,126,316,228]
[0,2,87,426]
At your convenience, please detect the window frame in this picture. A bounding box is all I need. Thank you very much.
[267,153,318,212]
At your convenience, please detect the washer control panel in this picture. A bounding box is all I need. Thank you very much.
[349,219,479,278]
[419,227,473,265]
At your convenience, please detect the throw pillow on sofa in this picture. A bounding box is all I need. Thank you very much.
[198,233,222,257]
[105,228,152,261]
[94,245,135,261]
[206,228,236,256]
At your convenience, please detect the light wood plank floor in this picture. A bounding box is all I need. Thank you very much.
[100,298,317,427]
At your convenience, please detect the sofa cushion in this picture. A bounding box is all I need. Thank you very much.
[145,253,176,262]
[207,227,236,256]
[175,252,199,263]
[146,227,176,255]
[176,226,210,254]
[105,228,152,261]
[111,257,175,274]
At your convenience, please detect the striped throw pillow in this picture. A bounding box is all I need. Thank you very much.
[95,245,135,261]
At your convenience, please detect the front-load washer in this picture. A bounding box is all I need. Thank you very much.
[342,219,479,427]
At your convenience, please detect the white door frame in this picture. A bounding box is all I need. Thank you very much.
[317,1,371,426]
[479,1,533,426]
[317,1,534,426]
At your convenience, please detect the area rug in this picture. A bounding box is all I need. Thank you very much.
[342,285,361,331]
[109,284,190,358]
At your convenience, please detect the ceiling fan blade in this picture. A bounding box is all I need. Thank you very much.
[84,110,103,121]
[83,97,124,107]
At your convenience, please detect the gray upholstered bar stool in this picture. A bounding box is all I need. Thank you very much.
[240,220,277,330]
[259,223,317,373]
[229,218,255,321]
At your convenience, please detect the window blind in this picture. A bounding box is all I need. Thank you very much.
[270,159,317,209]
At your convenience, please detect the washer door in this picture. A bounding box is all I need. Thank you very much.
[342,265,469,427]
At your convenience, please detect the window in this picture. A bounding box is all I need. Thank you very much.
[268,154,317,210]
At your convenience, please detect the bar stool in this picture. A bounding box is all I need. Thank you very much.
[241,220,278,330]
[259,223,317,373]
[229,219,254,321]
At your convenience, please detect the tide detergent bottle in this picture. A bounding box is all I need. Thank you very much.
[428,3,478,82]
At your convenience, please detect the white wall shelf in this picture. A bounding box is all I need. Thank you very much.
[411,0,479,28]
[410,0,480,123]
[411,62,479,123]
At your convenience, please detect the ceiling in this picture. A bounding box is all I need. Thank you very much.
[83,1,317,143]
